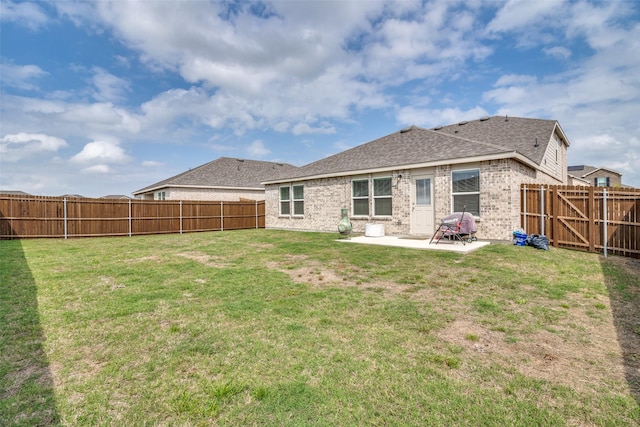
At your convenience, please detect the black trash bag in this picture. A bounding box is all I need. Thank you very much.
[527,234,549,250]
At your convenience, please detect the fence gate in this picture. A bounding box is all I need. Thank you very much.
[521,185,640,258]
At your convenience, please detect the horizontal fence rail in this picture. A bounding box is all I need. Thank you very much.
[521,184,640,258]
[0,195,265,239]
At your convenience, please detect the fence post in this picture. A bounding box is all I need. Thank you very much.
[540,186,545,236]
[588,187,595,253]
[220,201,224,231]
[603,188,608,258]
[128,199,132,237]
[255,200,259,229]
[522,185,527,233]
[64,197,68,239]
[179,200,183,235]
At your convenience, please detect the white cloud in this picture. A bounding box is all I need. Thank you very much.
[0,63,48,90]
[81,164,111,174]
[71,140,131,164]
[142,160,163,167]
[0,132,68,161]
[246,140,270,157]
[0,0,49,30]
[493,74,538,87]
[397,106,489,128]
[486,0,563,35]
[291,123,336,136]
[543,46,571,60]
[91,67,130,102]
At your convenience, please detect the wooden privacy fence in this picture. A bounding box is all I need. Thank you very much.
[521,185,640,258]
[0,195,265,239]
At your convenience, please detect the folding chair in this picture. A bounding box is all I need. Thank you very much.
[429,206,470,245]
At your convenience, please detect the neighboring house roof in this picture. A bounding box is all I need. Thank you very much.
[133,157,299,195]
[567,164,622,178]
[100,195,131,199]
[264,116,567,183]
[0,190,31,196]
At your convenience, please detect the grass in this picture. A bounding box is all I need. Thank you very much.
[1,229,639,426]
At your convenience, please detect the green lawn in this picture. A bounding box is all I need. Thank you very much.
[1,229,639,426]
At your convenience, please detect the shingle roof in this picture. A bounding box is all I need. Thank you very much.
[567,164,622,178]
[268,116,563,182]
[433,116,561,165]
[133,157,299,194]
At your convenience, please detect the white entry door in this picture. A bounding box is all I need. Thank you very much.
[411,175,434,235]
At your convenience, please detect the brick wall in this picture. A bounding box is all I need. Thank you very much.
[266,160,564,240]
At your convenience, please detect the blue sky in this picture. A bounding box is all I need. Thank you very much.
[1,0,639,197]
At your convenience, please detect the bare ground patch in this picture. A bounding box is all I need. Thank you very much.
[177,251,229,268]
[435,297,630,396]
[125,255,161,263]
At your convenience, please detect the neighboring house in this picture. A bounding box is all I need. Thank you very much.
[100,195,132,199]
[567,165,623,187]
[132,157,299,201]
[0,190,31,196]
[263,116,571,240]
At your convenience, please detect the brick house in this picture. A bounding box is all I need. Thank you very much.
[132,157,299,201]
[567,165,623,187]
[263,116,571,240]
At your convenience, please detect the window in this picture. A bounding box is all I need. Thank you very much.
[155,191,166,200]
[293,185,304,215]
[373,177,392,216]
[280,184,304,216]
[415,178,431,206]
[279,186,290,215]
[595,177,610,187]
[352,179,369,216]
[352,177,392,216]
[452,169,479,216]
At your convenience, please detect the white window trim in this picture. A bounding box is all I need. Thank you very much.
[292,184,304,216]
[279,185,291,216]
[279,184,304,217]
[351,176,393,218]
[351,178,370,217]
[451,168,480,217]
[372,176,392,217]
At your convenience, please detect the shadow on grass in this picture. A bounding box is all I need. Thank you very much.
[0,236,60,426]
[601,255,640,405]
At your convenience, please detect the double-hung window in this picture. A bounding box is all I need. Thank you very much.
[280,186,291,215]
[292,185,304,215]
[352,179,369,216]
[452,169,480,216]
[280,184,304,216]
[373,177,392,216]
[352,177,392,216]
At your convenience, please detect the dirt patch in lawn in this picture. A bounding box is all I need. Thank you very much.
[177,251,229,268]
[435,295,631,397]
[266,260,344,286]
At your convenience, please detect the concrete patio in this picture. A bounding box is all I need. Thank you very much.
[337,235,491,253]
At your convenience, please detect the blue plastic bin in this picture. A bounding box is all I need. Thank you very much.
[512,231,528,246]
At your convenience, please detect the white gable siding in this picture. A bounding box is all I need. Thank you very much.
[538,131,568,184]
